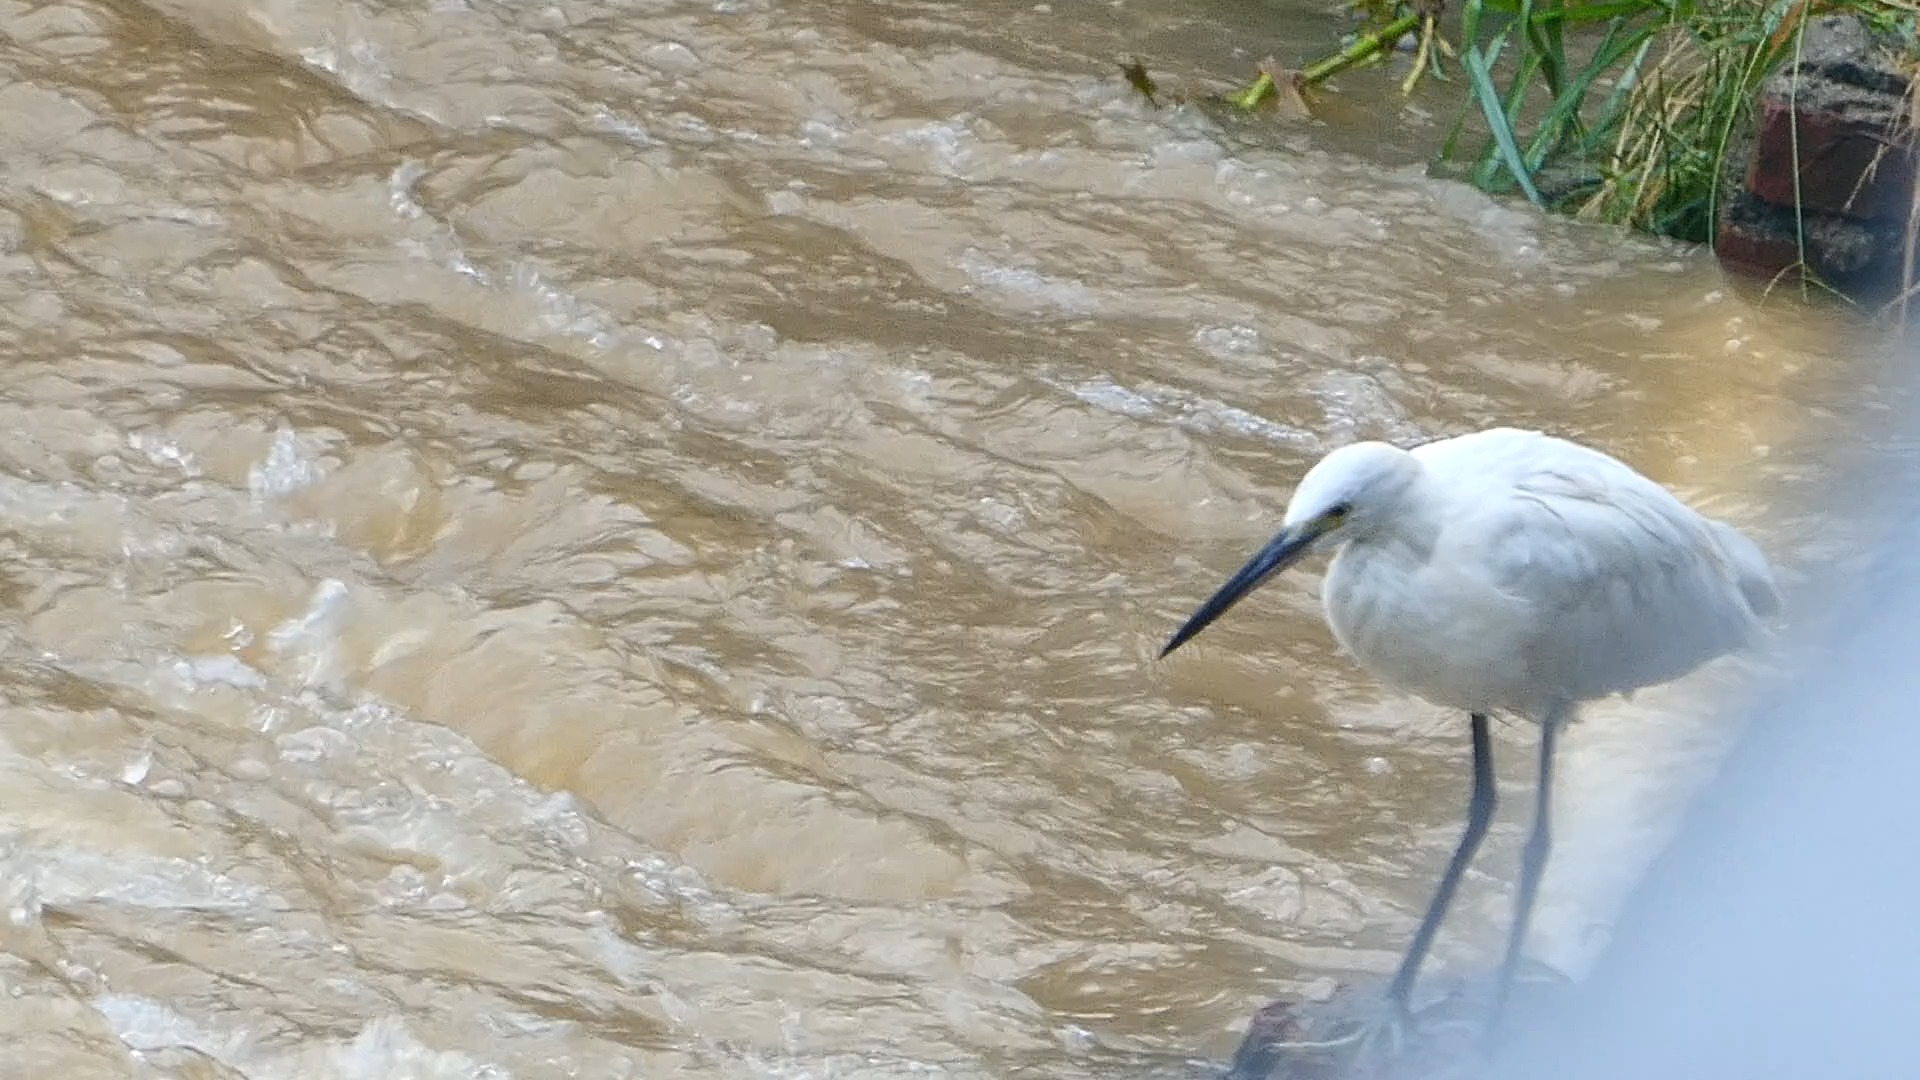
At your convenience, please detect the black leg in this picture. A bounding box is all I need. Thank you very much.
[1486,699,1572,1045]
[1384,711,1497,1012]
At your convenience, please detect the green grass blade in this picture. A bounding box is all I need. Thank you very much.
[1477,41,1542,187]
[1542,1,1568,93]
[1469,26,1530,186]
[1579,33,1658,154]
[1463,43,1546,206]
[1527,15,1664,166]
[1522,17,1616,167]
[1520,0,1566,100]
[1480,0,1671,28]
[1462,0,1488,50]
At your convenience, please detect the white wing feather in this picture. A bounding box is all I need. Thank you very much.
[1426,429,1774,703]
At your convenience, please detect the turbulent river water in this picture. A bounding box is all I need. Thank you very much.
[0,0,1893,1076]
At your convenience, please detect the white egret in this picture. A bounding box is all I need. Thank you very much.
[1161,427,1778,1051]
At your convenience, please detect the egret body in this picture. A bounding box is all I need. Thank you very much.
[1162,427,1777,1046]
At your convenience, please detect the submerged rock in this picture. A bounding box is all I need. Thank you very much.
[1222,969,1569,1080]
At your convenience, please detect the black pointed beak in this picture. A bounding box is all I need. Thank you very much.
[1161,524,1319,658]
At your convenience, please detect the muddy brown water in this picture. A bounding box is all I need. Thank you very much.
[0,0,1893,1076]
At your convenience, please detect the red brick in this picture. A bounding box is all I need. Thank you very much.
[1745,93,1912,220]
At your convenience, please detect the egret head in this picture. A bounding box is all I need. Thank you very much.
[1161,441,1419,657]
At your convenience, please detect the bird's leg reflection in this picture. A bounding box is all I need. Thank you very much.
[1486,698,1571,1048]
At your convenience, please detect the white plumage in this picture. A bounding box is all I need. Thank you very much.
[1317,428,1778,716]
[1161,426,1777,1053]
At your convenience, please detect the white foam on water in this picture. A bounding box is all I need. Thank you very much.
[94,993,259,1060]
[298,31,398,115]
[1192,323,1264,362]
[126,431,200,476]
[953,249,1098,317]
[589,106,655,147]
[25,845,281,913]
[507,261,620,350]
[264,579,352,690]
[95,1000,510,1080]
[248,425,326,503]
[168,654,269,692]
[388,160,429,220]
[1048,374,1318,450]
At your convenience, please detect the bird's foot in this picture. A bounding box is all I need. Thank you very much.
[1227,985,1496,1080]
[1236,998,1418,1074]
[1342,997,1419,1064]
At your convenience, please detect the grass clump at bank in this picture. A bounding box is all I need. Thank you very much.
[1220,0,1920,246]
